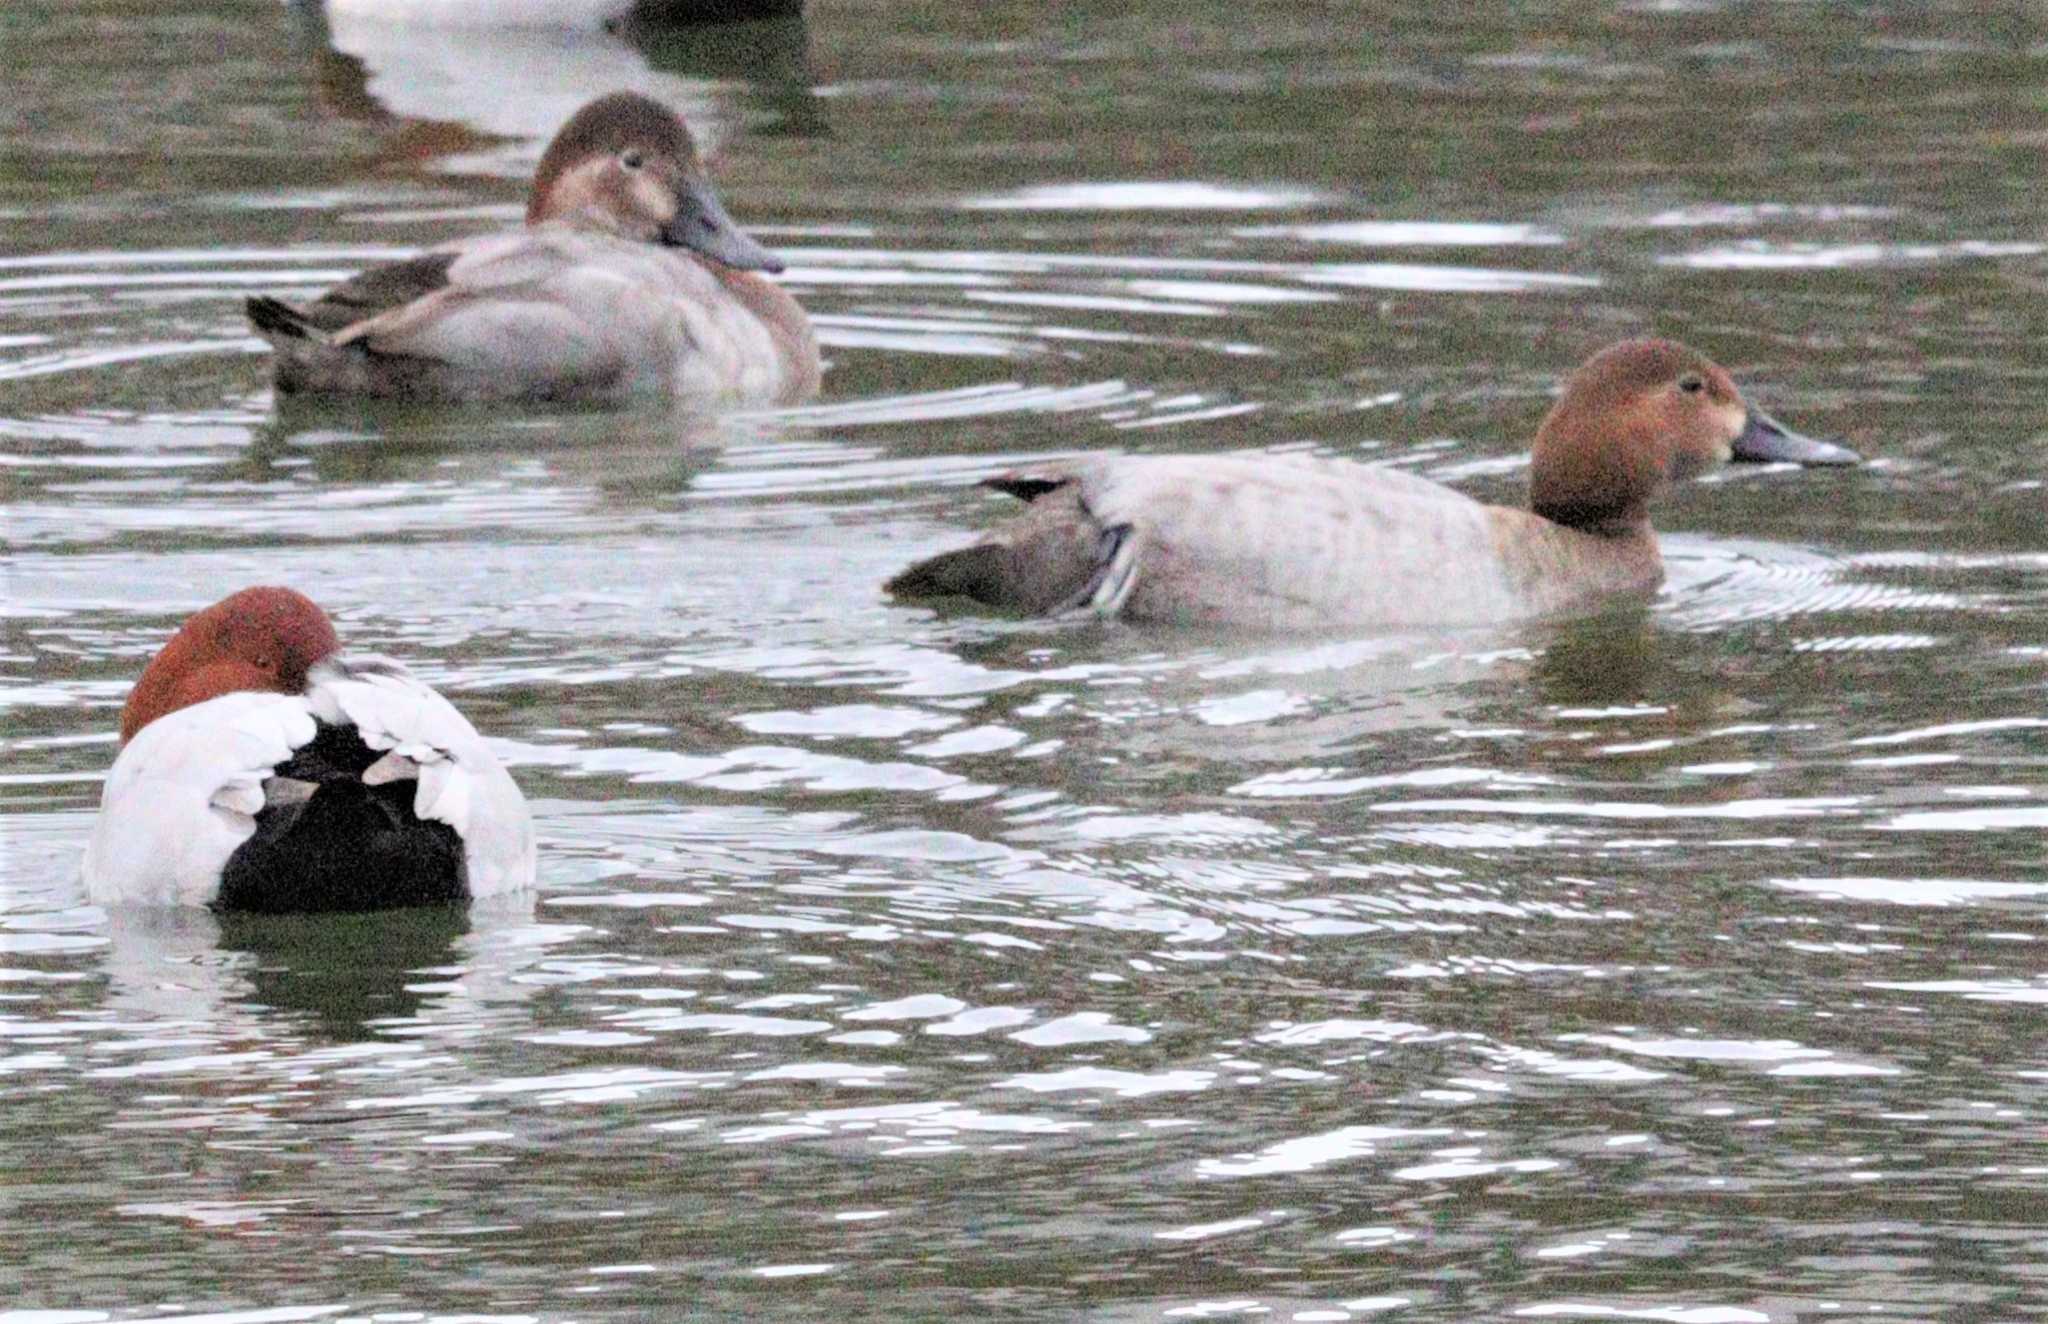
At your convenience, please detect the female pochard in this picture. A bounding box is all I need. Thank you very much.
[83,588,534,911]
[888,339,1861,629]
[247,91,818,406]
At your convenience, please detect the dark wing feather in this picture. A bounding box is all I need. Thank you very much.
[983,473,1069,502]
[278,252,461,335]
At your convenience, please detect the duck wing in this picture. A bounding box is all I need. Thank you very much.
[327,231,638,386]
[83,691,317,908]
[305,656,536,899]
[83,661,534,910]
[246,231,631,397]
[247,251,460,338]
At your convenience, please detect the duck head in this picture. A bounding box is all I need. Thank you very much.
[119,587,342,743]
[1528,338,1859,535]
[526,91,784,274]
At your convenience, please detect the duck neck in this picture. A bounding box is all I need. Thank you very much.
[530,201,633,239]
[1532,499,1651,540]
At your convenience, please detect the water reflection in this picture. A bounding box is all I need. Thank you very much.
[1532,609,1665,708]
[294,3,821,173]
[100,894,551,1042]
[216,904,474,1038]
[246,396,744,493]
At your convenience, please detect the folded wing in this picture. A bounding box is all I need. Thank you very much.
[308,656,536,897]
[83,691,317,907]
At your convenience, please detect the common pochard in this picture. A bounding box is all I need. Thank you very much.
[887,339,1861,629]
[83,588,534,910]
[247,91,818,406]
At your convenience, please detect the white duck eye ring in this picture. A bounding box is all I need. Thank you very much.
[620,148,646,171]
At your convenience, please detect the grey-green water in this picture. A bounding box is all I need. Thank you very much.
[5,2,2048,1320]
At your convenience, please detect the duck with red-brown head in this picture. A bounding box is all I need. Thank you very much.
[87,587,534,911]
[118,588,341,745]
[1528,339,1856,538]
[244,91,816,405]
[886,338,1860,629]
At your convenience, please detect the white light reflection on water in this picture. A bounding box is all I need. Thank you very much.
[1662,239,2044,269]
[964,182,1336,211]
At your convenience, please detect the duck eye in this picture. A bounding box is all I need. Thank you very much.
[620,149,645,171]
[1678,374,1706,395]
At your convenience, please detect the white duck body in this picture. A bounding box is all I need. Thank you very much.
[892,453,1659,631]
[1073,453,1535,628]
[84,656,534,909]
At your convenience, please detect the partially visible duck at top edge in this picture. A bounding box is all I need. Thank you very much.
[246,91,818,406]
[887,339,1862,630]
[321,0,641,25]
[318,0,803,28]
[83,587,534,911]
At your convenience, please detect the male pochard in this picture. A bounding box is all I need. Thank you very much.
[247,91,818,406]
[83,588,534,911]
[888,339,1861,629]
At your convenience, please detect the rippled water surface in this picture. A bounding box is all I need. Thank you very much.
[6,2,2048,1320]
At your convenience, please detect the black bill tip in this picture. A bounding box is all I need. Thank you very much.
[1732,407,1861,467]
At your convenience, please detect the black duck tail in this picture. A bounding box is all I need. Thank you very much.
[216,779,467,913]
[886,545,1017,607]
[246,295,318,341]
[889,513,1116,617]
[215,720,467,913]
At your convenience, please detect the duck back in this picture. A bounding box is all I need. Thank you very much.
[248,228,817,404]
[214,720,467,914]
[894,454,1547,630]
